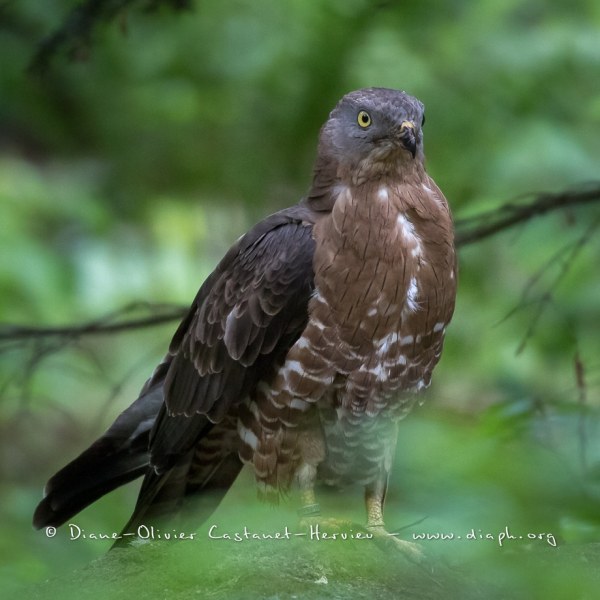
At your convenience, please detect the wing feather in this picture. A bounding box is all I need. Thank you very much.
[150,208,316,473]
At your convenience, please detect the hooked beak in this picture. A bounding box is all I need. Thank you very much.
[399,120,417,158]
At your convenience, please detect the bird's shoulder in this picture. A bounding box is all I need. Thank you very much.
[161,202,322,422]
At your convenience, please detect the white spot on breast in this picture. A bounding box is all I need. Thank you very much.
[295,336,311,350]
[368,363,387,382]
[415,379,428,392]
[374,332,399,354]
[367,307,378,317]
[400,334,414,346]
[433,321,446,333]
[238,424,259,450]
[378,186,389,201]
[285,360,305,375]
[396,214,416,239]
[397,214,423,259]
[312,319,326,332]
[289,398,310,411]
[405,277,419,312]
[280,359,335,391]
[312,289,327,305]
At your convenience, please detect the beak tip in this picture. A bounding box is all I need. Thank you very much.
[398,121,417,158]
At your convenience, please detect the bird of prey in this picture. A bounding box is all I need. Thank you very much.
[33,88,457,554]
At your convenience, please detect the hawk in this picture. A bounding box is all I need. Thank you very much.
[33,88,457,553]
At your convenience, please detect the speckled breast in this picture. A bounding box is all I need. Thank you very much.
[309,180,456,417]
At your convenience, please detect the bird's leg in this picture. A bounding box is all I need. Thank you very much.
[365,480,385,528]
[295,424,325,521]
[295,428,352,531]
[364,476,425,564]
[296,461,354,531]
[296,462,321,519]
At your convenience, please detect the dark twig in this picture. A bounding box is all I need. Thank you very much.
[0,302,187,343]
[514,215,600,355]
[454,184,600,247]
[0,185,599,348]
[497,236,582,327]
[90,342,164,431]
[574,351,588,474]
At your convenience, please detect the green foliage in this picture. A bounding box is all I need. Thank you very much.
[1,0,599,597]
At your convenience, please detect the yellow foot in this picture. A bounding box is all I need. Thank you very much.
[367,525,426,565]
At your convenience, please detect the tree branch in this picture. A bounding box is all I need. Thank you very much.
[1,184,599,345]
[454,183,600,246]
[0,302,187,343]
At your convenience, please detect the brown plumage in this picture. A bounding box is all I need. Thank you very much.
[33,88,456,546]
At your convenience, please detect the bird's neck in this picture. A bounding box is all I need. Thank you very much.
[348,154,427,187]
[306,154,428,213]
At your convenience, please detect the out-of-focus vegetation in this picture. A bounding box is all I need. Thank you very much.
[1,1,599,598]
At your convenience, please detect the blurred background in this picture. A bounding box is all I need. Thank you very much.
[1,0,599,597]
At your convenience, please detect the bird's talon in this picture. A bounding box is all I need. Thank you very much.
[367,524,426,564]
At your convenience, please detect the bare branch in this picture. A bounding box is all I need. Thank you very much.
[0,302,187,343]
[575,351,589,474]
[1,184,599,348]
[454,184,600,247]
[513,215,600,354]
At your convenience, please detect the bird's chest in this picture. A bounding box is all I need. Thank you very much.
[313,186,412,334]
[307,183,455,414]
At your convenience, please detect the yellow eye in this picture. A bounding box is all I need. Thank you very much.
[357,110,371,128]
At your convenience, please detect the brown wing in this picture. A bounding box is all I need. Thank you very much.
[116,207,318,534]
[148,206,317,474]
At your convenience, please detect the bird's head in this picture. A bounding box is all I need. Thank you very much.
[319,87,426,181]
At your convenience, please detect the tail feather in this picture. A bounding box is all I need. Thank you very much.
[115,452,195,542]
[33,360,167,530]
[115,419,244,545]
[33,454,149,530]
[34,357,244,538]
